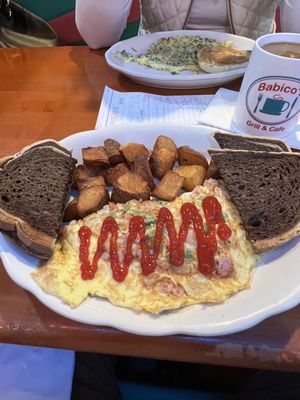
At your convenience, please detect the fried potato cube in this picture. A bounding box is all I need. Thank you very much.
[153,135,178,155]
[82,146,110,168]
[206,160,219,179]
[72,164,108,189]
[64,185,109,221]
[63,199,79,222]
[150,148,177,180]
[77,176,106,191]
[73,164,92,181]
[106,163,129,186]
[175,165,207,191]
[104,138,125,166]
[111,172,150,203]
[178,146,208,168]
[152,171,184,201]
[72,165,93,189]
[119,143,149,164]
[132,153,155,191]
[150,136,178,179]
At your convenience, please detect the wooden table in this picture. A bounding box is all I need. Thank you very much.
[1,46,300,373]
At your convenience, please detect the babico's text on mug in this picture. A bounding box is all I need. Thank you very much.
[245,76,300,133]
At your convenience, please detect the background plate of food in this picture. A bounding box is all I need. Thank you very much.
[105,30,254,89]
[0,124,300,337]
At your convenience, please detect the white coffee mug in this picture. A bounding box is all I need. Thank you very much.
[232,33,300,136]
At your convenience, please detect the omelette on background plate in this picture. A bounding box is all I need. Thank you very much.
[115,35,250,75]
[33,180,257,314]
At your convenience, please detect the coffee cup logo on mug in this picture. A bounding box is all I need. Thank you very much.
[232,33,300,136]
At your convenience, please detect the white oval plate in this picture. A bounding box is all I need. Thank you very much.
[105,30,254,89]
[1,124,300,337]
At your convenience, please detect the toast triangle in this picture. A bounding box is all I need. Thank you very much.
[0,140,76,259]
[208,148,300,252]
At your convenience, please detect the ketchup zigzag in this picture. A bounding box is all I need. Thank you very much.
[78,196,232,282]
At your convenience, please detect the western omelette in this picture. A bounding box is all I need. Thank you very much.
[33,180,258,314]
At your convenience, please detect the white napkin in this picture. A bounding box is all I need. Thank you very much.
[0,344,74,400]
[198,88,300,149]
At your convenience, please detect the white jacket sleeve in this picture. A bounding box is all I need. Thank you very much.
[75,0,133,49]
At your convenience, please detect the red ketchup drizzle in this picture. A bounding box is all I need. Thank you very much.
[78,196,232,282]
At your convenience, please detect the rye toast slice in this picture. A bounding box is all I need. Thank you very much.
[212,131,291,152]
[0,140,76,259]
[208,149,300,252]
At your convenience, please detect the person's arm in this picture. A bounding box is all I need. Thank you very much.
[75,0,133,49]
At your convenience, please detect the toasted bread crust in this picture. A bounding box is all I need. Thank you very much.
[212,131,291,152]
[0,139,72,168]
[0,207,54,259]
[253,221,300,253]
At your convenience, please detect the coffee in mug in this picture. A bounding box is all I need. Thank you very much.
[263,42,300,59]
[232,33,300,136]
